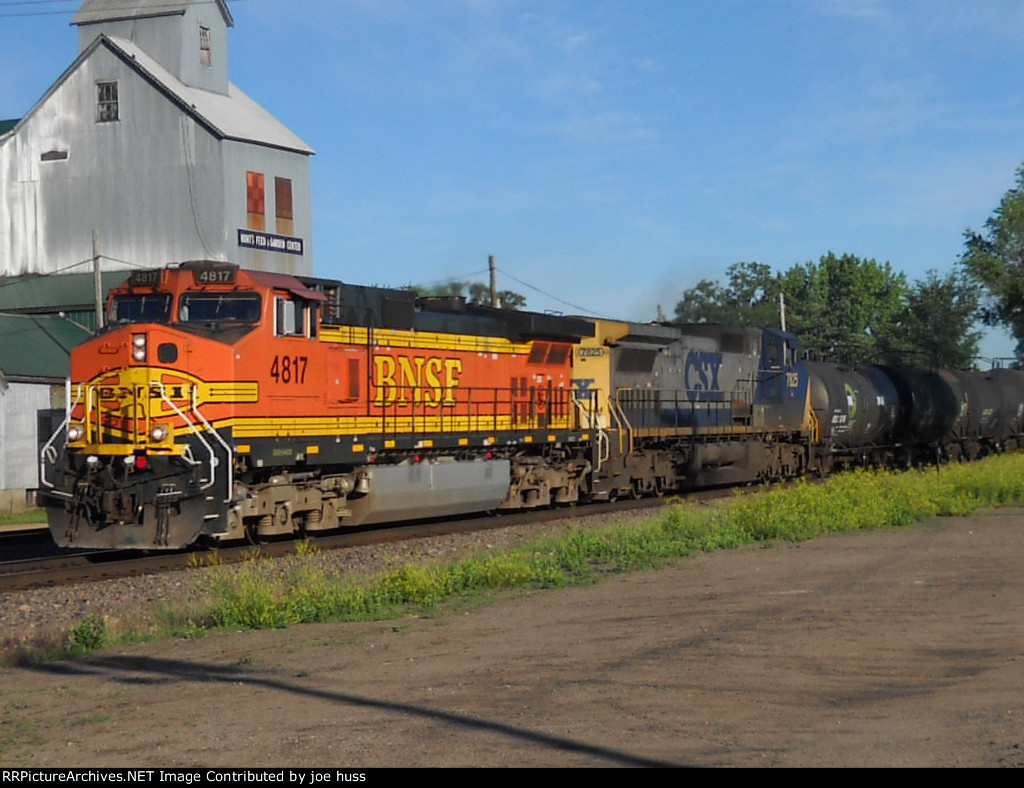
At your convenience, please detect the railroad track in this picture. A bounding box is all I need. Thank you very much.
[0,496,687,592]
[0,523,62,562]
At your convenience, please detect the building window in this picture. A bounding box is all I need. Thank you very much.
[246,171,265,231]
[200,26,211,67]
[275,177,294,235]
[97,81,118,123]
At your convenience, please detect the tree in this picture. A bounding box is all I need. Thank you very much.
[467,282,527,310]
[407,280,527,310]
[673,253,982,367]
[780,253,908,363]
[895,268,981,369]
[961,163,1024,358]
[674,262,782,326]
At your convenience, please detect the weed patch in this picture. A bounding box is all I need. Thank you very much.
[13,453,1024,664]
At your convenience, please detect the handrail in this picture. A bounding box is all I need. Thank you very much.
[152,382,218,492]
[39,378,80,496]
[572,391,609,473]
[808,401,821,444]
[188,385,234,504]
[372,385,577,439]
[609,395,634,455]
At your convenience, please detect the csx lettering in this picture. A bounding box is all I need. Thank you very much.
[373,355,462,407]
[684,351,724,402]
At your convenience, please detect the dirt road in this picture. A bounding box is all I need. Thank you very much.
[2,508,1024,767]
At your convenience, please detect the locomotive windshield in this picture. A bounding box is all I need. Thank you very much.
[178,292,262,323]
[108,293,172,324]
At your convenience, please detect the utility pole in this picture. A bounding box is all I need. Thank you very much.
[92,230,104,330]
[779,291,787,332]
[489,255,499,308]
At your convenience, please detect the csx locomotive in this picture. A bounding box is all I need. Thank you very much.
[38,261,1024,550]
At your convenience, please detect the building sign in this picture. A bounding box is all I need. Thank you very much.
[237,229,304,256]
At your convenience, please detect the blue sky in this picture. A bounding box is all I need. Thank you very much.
[2,0,1024,358]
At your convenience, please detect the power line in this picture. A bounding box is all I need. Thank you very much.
[496,267,615,318]
[0,254,153,292]
[0,1,76,7]
[0,0,254,19]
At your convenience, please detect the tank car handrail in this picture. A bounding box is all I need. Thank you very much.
[807,401,820,444]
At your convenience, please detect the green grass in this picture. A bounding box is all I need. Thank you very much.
[0,508,47,526]
[14,452,1024,664]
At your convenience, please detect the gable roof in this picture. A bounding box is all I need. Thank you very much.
[72,0,233,27]
[102,35,314,154]
[4,34,313,155]
[0,314,92,382]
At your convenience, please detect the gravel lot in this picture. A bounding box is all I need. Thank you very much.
[2,506,1024,767]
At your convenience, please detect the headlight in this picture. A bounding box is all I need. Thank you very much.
[67,423,85,442]
[132,333,147,362]
[150,424,170,442]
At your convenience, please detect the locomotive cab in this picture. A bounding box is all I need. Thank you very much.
[39,262,279,548]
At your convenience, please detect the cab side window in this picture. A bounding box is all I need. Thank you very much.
[276,297,304,337]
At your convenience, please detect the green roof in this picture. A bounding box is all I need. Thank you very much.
[0,119,18,136]
[0,314,92,381]
[0,272,129,313]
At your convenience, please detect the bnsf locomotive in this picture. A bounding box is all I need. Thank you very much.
[38,261,1024,550]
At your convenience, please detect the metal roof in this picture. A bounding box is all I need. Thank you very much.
[0,314,91,382]
[0,272,130,313]
[0,119,18,136]
[72,0,233,27]
[1,31,313,157]
[249,271,327,301]
[103,36,314,155]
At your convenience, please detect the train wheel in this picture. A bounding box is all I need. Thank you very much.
[245,515,270,545]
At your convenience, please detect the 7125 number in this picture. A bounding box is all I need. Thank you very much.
[271,355,308,384]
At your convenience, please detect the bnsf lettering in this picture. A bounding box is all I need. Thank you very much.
[684,351,724,402]
[373,355,463,407]
[99,385,186,400]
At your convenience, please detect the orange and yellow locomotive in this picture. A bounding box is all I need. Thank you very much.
[39,261,596,549]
